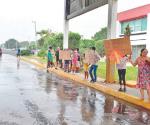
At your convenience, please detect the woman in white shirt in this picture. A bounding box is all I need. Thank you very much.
[116,55,129,92]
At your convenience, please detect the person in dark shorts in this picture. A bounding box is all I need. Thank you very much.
[55,47,60,68]
[64,60,70,72]
[16,48,21,57]
[116,55,129,92]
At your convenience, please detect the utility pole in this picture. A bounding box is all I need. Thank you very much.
[16,41,18,50]
[32,21,37,51]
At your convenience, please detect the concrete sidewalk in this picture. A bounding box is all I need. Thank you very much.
[21,57,150,110]
[72,72,149,103]
[76,73,140,98]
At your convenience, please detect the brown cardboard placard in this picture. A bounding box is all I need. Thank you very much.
[59,50,71,60]
[84,50,99,64]
[104,37,131,56]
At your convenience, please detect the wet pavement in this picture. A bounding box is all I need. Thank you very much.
[0,54,150,125]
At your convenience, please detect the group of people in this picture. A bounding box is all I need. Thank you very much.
[47,46,100,83]
[116,48,150,101]
[47,46,150,102]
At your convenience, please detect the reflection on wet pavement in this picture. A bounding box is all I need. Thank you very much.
[0,54,150,125]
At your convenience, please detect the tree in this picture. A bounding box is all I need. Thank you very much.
[80,39,95,48]
[54,33,63,49]
[69,32,81,49]
[28,41,36,50]
[95,40,105,57]
[39,31,81,50]
[4,39,19,49]
[38,37,45,47]
[92,27,107,41]
[79,39,95,54]
[37,29,63,50]
[37,29,50,37]
[92,27,107,56]
[42,33,63,50]
[36,29,82,50]
[19,41,29,48]
[124,24,131,36]
[37,29,51,48]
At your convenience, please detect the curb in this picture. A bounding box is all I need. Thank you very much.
[21,57,46,69]
[126,82,136,88]
[21,57,150,111]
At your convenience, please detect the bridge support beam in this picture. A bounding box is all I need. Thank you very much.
[106,0,118,83]
[63,19,69,49]
[63,0,69,49]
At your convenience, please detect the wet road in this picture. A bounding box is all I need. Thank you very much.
[0,54,150,125]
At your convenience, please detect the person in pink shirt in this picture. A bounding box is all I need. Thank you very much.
[72,49,79,73]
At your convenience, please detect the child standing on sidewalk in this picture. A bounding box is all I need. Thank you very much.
[83,53,89,80]
[116,55,129,92]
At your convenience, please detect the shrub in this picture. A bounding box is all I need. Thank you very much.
[37,49,47,58]
[21,50,31,56]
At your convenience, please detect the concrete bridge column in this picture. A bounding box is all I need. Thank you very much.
[106,0,118,83]
[63,19,69,49]
[63,0,69,49]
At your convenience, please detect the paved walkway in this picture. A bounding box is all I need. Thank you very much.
[21,56,150,110]
[77,73,140,98]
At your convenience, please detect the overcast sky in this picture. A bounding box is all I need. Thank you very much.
[0,0,149,43]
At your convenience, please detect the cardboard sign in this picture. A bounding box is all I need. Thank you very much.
[84,50,99,64]
[59,50,71,60]
[104,37,131,57]
[84,50,92,63]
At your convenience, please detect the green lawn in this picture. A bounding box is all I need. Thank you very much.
[25,56,47,63]
[97,62,138,81]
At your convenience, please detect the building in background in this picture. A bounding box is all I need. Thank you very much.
[117,4,150,60]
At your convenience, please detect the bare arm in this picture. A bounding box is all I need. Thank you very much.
[129,58,138,67]
[146,57,150,62]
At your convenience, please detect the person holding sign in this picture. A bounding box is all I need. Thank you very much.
[130,48,150,101]
[116,55,129,92]
[89,47,100,83]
